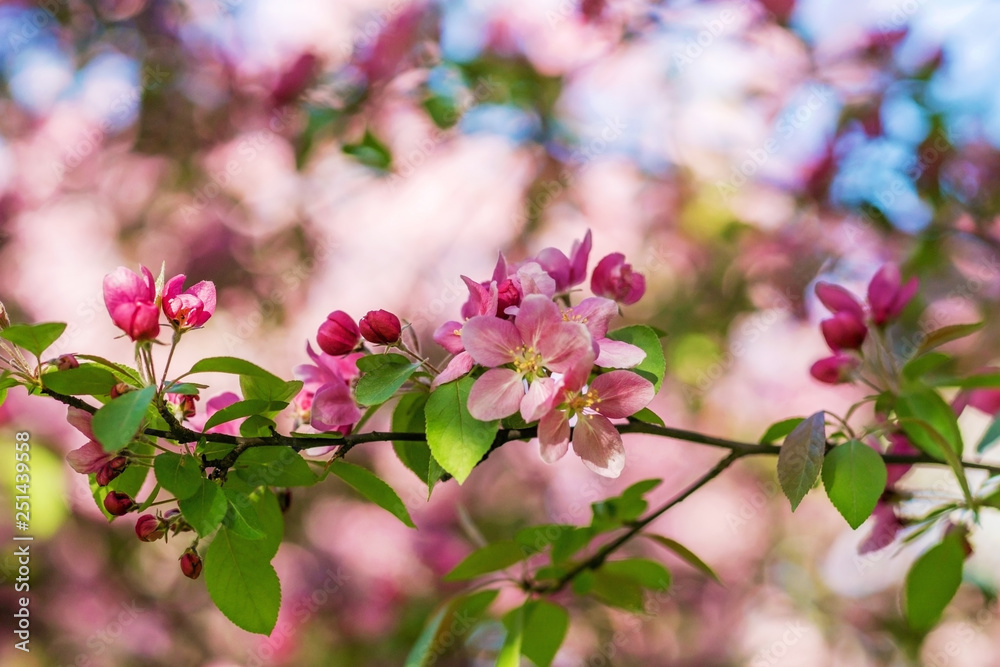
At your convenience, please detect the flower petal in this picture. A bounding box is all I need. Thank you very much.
[590,371,655,419]
[521,376,558,422]
[67,407,95,440]
[431,351,475,388]
[567,297,617,339]
[568,229,592,287]
[311,382,362,430]
[463,316,520,367]
[572,413,625,478]
[467,368,524,420]
[433,320,466,354]
[67,441,112,474]
[537,321,592,374]
[815,281,865,320]
[595,339,646,368]
[538,409,570,463]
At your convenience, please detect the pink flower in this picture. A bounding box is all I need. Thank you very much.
[810,353,859,384]
[359,309,402,345]
[187,392,244,436]
[162,274,217,330]
[591,253,645,305]
[815,282,865,321]
[431,278,499,388]
[561,297,646,368]
[820,311,867,351]
[463,295,593,421]
[103,265,160,341]
[293,344,362,435]
[867,264,918,326]
[534,230,593,293]
[537,356,654,478]
[317,311,360,356]
[67,440,114,475]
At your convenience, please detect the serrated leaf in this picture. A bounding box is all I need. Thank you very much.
[916,322,984,356]
[821,440,887,529]
[205,527,281,635]
[392,392,431,481]
[776,411,826,511]
[606,325,666,392]
[233,447,317,487]
[0,322,66,357]
[240,375,302,407]
[643,535,722,584]
[153,452,204,500]
[326,460,415,528]
[519,601,569,667]
[444,541,526,581]
[222,488,266,540]
[178,479,228,537]
[896,388,963,460]
[405,590,498,667]
[204,399,287,432]
[92,385,156,452]
[355,353,421,406]
[425,376,499,484]
[904,533,965,632]
[759,417,804,444]
[76,354,143,385]
[42,365,117,395]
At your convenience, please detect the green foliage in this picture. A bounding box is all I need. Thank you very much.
[590,479,661,531]
[185,356,282,379]
[326,460,415,528]
[41,365,117,395]
[392,392,432,481]
[821,440,887,529]
[606,325,667,391]
[221,488,266,541]
[203,399,288,431]
[904,532,966,632]
[497,605,523,667]
[405,590,498,667]
[896,387,963,459]
[915,322,983,356]
[600,558,671,591]
[517,601,569,667]
[205,526,282,635]
[178,479,228,536]
[643,534,722,584]
[425,376,499,484]
[759,417,805,444]
[355,353,421,406]
[153,452,204,500]
[444,541,526,581]
[91,439,154,520]
[0,322,66,358]
[91,385,156,452]
[777,411,826,511]
[630,406,664,427]
[233,447,317,487]
[342,129,392,171]
[76,354,143,385]
[977,416,1000,454]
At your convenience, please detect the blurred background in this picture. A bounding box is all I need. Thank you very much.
[2,0,1000,664]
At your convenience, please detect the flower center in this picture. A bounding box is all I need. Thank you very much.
[512,345,544,377]
[562,310,589,325]
[565,389,599,414]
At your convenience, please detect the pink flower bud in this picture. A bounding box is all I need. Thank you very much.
[96,456,129,486]
[135,514,165,542]
[103,266,160,341]
[809,353,859,384]
[495,278,521,316]
[162,275,217,330]
[180,547,203,579]
[359,309,402,345]
[814,282,865,321]
[591,253,645,305]
[55,354,79,370]
[867,264,918,326]
[110,383,131,399]
[317,311,360,355]
[820,312,867,351]
[104,491,136,516]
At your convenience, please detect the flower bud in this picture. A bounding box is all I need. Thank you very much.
[180,547,203,579]
[809,353,859,384]
[317,311,360,355]
[104,491,136,516]
[110,383,132,399]
[275,488,292,513]
[135,514,165,542]
[867,264,918,326]
[591,253,645,305]
[820,312,867,351]
[55,354,79,370]
[96,456,129,486]
[495,278,521,316]
[815,282,865,320]
[359,309,401,345]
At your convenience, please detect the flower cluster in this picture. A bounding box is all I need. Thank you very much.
[103,265,217,341]
[810,264,918,385]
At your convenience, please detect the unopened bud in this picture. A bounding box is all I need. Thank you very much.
[0,300,9,329]
[55,354,79,370]
[180,547,203,579]
[135,514,165,542]
[110,383,132,399]
[104,491,136,516]
[317,311,360,356]
[96,456,129,486]
[359,309,402,345]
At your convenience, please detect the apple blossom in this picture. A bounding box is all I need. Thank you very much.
[103,265,160,341]
[591,253,645,305]
[162,274,217,330]
[867,263,918,326]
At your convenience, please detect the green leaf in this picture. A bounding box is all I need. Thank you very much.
[222,488,266,540]
[896,387,963,459]
[392,392,431,481]
[326,460,415,528]
[233,447,317,487]
[405,590,498,667]
[600,558,671,591]
[916,322,984,356]
[239,414,276,438]
[587,570,645,611]
[76,354,143,385]
[205,526,282,635]
[935,373,1000,389]
[355,354,421,406]
[518,601,569,667]
[185,356,283,380]
[153,452,204,500]
[904,533,965,632]
[776,411,826,511]
[820,440,887,529]
[0,322,66,358]
[426,454,446,499]
[42,365,117,395]
[977,415,1000,454]
[444,541,526,581]
[516,524,573,556]
[902,352,950,380]
[204,399,287,431]
[425,376,499,484]
[551,527,594,563]
[498,606,523,667]
[643,535,722,584]
[629,407,664,427]
[759,417,804,445]
[178,479,228,537]
[606,325,667,392]
[91,385,156,452]
[162,381,203,395]
[342,129,392,171]
[240,375,302,407]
